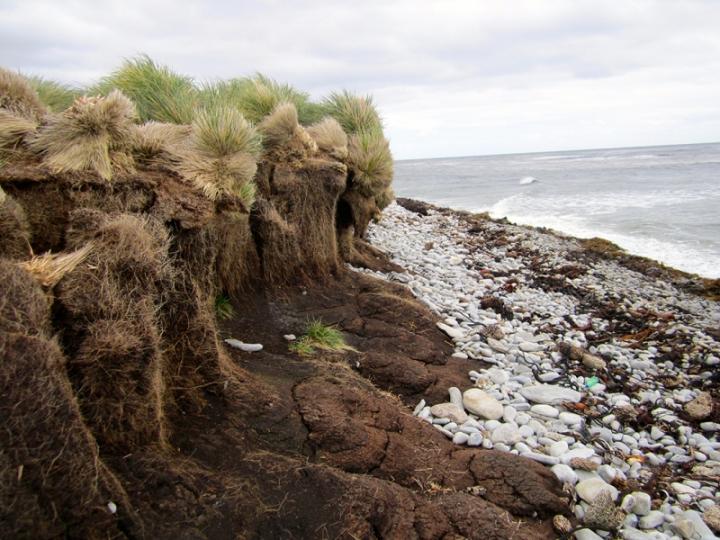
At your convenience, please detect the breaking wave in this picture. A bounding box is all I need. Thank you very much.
[488,193,720,278]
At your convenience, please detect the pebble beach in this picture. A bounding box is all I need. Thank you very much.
[359,201,720,539]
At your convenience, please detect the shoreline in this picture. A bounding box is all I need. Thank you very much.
[397,197,720,302]
[360,198,720,538]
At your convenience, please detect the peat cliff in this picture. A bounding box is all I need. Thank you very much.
[0,63,569,539]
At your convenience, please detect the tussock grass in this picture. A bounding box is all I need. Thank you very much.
[258,102,300,148]
[214,294,235,320]
[193,105,261,157]
[27,77,81,112]
[96,55,196,124]
[323,90,382,135]
[221,74,321,125]
[235,181,257,208]
[0,109,38,148]
[288,339,315,356]
[374,186,395,210]
[197,79,245,112]
[289,319,355,356]
[348,129,393,197]
[0,68,47,119]
[29,91,137,180]
[305,320,347,349]
[234,75,292,123]
[171,105,261,204]
[307,117,348,160]
[133,121,191,160]
[258,102,317,156]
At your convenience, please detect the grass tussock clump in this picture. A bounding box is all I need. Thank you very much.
[0,110,38,149]
[348,129,393,197]
[29,91,137,180]
[374,186,395,211]
[0,69,45,151]
[217,74,323,125]
[307,117,348,160]
[27,76,81,112]
[258,102,317,159]
[258,102,301,148]
[172,105,261,205]
[0,67,47,120]
[95,55,196,124]
[289,320,355,356]
[133,121,191,161]
[323,90,382,135]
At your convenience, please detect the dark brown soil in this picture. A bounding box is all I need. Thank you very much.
[169,271,570,538]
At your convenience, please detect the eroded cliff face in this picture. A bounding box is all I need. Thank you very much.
[0,151,568,538]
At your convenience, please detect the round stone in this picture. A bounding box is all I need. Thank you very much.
[491,423,522,445]
[462,388,504,420]
[575,477,619,503]
[630,491,652,516]
[448,387,464,410]
[639,510,664,529]
[531,404,559,418]
[582,353,606,370]
[703,505,720,533]
[520,384,582,404]
[549,441,569,457]
[551,463,578,485]
[430,403,469,423]
[685,392,713,420]
[560,447,596,465]
[503,405,517,422]
[559,411,583,425]
[452,432,469,445]
[467,432,484,447]
[518,425,535,438]
[620,494,636,513]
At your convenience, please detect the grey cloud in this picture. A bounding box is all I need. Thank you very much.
[1,0,719,158]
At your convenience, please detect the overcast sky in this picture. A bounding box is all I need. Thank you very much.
[2,0,719,159]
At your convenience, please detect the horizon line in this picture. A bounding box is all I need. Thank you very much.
[395,140,720,162]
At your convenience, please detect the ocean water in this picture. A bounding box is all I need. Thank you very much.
[393,143,720,279]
